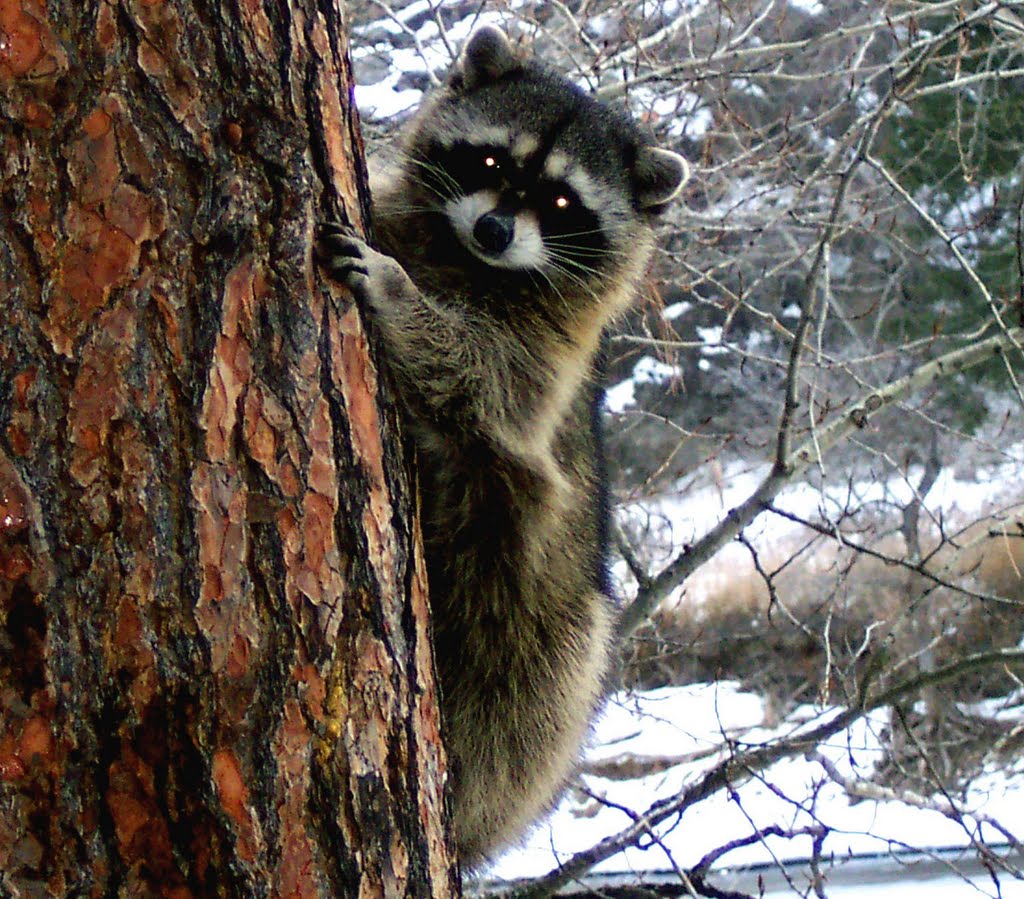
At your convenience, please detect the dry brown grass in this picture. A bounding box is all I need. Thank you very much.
[624,503,1024,704]
[623,503,1024,789]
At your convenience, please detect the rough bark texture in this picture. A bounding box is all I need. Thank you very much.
[0,1,457,896]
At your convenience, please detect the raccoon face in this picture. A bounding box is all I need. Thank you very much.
[403,26,689,281]
[433,137,606,272]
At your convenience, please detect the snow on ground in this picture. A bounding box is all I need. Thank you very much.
[616,445,1024,608]
[485,455,1024,894]
[789,0,825,15]
[350,6,510,118]
[606,356,685,413]
[486,683,1024,896]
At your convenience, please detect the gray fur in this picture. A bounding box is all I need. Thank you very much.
[319,26,687,867]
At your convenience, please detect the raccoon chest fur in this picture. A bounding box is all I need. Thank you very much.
[319,23,688,868]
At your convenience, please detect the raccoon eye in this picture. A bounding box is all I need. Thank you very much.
[543,183,578,213]
[484,154,500,170]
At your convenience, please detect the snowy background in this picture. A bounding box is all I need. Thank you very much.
[488,682,1024,896]
[346,0,1024,894]
[476,459,1024,895]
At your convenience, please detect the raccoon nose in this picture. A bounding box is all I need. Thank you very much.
[473,212,515,254]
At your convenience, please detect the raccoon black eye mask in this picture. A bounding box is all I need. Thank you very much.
[318,24,687,867]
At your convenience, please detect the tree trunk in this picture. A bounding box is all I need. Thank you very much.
[0,1,458,896]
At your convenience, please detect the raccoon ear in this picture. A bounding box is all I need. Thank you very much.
[452,26,520,90]
[634,147,690,210]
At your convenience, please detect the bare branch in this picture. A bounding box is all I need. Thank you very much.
[618,328,1024,637]
[493,648,1024,897]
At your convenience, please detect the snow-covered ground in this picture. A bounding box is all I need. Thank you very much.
[481,459,1024,896]
[483,682,1024,896]
[616,444,1024,609]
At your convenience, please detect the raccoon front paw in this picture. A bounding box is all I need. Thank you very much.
[316,221,371,286]
[316,221,415,311]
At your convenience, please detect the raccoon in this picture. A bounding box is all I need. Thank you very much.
[318,25,688,866]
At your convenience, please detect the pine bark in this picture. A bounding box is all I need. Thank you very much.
[0,1,458,896]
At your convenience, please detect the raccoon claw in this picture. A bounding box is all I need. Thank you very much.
[316,222,369,281]
[316,221,419,315]
[317,220,356,243]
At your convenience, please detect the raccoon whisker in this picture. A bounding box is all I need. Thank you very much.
[416,179,457,207]
[544,240,629,261]
[545,247,620,263]
[542,259,605,298]
[545,258,596,284]
[544,237,609,249]
[543,264,612,310]
[406,157,461,201]
[375,202,438,218]
[544,247,602,270]
[529,268,583,323]
[545,243,627,260]
[383,156,459,206]
[544,226,612,240]
[543,251,607,282]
